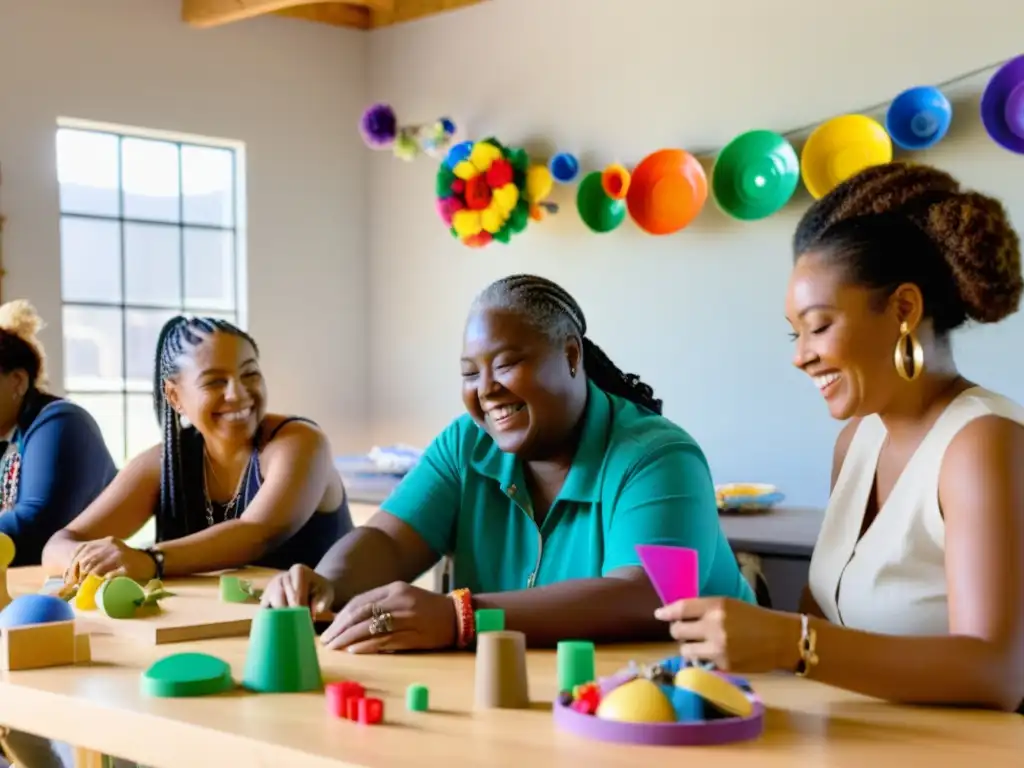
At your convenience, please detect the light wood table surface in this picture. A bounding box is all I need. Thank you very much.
[1,567,1021,767]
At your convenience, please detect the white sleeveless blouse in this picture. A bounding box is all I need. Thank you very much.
[808,386,1024,636]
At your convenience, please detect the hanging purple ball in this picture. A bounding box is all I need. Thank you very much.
[360,103,398,149]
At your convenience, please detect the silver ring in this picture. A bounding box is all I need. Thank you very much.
[368,604,394,635]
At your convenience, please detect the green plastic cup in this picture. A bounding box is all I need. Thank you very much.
[242,607,323,693]
[712,130,799,221]
[576,171,626,233]
[556,640,596,692]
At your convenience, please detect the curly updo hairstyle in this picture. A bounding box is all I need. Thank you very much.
[793,162,1023,335]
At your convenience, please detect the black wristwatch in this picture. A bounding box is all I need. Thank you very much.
[142,547,165,580]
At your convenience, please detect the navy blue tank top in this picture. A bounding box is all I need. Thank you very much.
[157,417,353,570]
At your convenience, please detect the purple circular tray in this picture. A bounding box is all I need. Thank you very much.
[553,697,765,746]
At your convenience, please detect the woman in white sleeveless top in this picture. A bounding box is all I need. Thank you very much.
[654,162,1024,712]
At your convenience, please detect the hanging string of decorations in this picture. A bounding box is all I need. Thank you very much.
[358,53,1024,248]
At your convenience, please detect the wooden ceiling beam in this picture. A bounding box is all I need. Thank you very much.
[274,4,372,29]
[371,0,486,28]
[182,0,390,29]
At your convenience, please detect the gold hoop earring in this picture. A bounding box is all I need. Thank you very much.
[893,321,924,382]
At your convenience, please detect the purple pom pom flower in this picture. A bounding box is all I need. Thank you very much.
[360,103,398,149]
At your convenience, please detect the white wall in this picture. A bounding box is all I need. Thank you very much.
[366,0,1024,507]
[0,0,369,452]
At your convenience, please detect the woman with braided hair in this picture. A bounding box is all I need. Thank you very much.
[42,315,353,582]
[262,274,754,652]
[657,162,1024,712]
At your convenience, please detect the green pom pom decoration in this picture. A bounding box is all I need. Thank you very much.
[435,165,455,197]
[508,148,529,173]
[493,225,512,244]
[508,201,529,233]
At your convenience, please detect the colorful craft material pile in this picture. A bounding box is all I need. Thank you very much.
[553,655,765,746]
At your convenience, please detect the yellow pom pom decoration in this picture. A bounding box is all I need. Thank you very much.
[451,209,483,238]
[453,160,479,181]
[469,141,502,173]
[480,207,505,234]
[526,165,554,203]
[492,183,519,215]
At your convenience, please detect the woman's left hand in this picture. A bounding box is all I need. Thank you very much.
[319,581,457,653]
[654,597,800,673]
[66,537,156,583]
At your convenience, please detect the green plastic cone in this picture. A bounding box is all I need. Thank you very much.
[242,607,323,693]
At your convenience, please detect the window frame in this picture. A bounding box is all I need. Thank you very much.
[56,119,247,465]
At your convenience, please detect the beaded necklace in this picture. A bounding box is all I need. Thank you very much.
[0,448,19,512]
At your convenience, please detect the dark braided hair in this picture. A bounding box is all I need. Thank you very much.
[473,274,663,414]
[153,316,259,541]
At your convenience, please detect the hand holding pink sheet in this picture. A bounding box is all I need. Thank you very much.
[635,545,698,605]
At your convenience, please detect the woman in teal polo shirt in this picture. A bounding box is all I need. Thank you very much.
[262,274,754,651]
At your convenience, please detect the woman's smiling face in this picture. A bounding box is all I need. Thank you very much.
[785,252,906,421]
[460,307,581,458]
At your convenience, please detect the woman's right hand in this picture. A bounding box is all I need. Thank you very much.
[260,564,335,614]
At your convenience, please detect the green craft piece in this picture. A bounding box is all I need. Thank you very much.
[242,607,323,693]
[406,683,429,711]
[557,640,596,692]
[493,224,512,244]
[139,579,174,607]
[508,201,529,233]
[96,576,146,619]
[507,147,529,173]
[475,608,505,633]
[220,575,259,603]
[576,172,626,233]
[435,164,455,197]
[141,652,235,698]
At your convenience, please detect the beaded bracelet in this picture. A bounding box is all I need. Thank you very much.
[450,588,475,649]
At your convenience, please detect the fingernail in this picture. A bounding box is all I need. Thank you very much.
[654,607,666,618]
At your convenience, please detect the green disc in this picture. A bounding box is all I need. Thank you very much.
[712,130,799,221]
[576,171,626,233]
[141,652,234,698]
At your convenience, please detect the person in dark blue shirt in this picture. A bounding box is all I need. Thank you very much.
[41,315,353,582]
[0,300,116,566]
[0,300,119,768]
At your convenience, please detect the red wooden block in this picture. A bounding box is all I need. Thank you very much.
[345,696,363,720]
[325,681,366,719]
[357,697,384,725]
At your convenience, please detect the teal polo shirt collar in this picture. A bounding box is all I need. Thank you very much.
[469,380,611,503]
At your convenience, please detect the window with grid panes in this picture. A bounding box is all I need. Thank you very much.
[56,123,243,466]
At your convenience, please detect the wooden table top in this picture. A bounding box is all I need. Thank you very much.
[1,567,1020,767]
